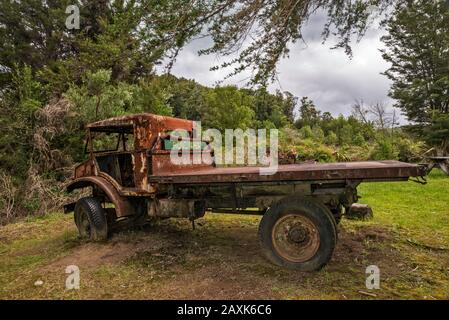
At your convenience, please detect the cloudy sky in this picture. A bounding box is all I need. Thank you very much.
[163,12,396,120]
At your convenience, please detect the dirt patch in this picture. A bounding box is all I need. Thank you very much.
[151,265,282,300]
[42,242,135,271]
[24,219,442,299]
[330,225,403,275]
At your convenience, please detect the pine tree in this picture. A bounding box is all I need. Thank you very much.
[381,0,449,148]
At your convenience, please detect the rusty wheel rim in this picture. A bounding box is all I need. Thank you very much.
[272,214,320,263]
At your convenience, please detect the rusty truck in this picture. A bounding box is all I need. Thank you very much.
[64,113,427,271]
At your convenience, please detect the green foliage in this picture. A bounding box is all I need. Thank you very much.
[424,113,449,151]
[0,0,74,87]
[296,97,321,128]
[66,70,175,123]
[394,135,425,162]
[65,70,136,122]
[312,126,325,142]
[382,0,449,146]
[294,140,335,163]
[325,131,338,145]
[279,127,302,150]
[353,133,366,146]
[202,86,255,131]
[0,1,208,91]
[250,88,293,128]
[298,108,376,148]
[155,75,206,120]
[133,80,174,117]
[370,138,399,161]
[200,0,393,84]
[0,65,45,177]
[339,124,353,146]
[299,126,313,139]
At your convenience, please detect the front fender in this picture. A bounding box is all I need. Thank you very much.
[66,176,136,217]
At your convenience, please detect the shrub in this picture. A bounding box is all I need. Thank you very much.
[312,126,325,142]
[340,145,371,161]
[299,125,313,139]
[313,145,336,162]
[0,171,17,223]
[394,137,425,162]
[339,124,353,145]
[370,139,399,160]
[353,133,366,146]
[325,131,338,145]
[295,141,335,162]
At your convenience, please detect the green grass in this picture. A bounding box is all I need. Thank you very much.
[358,170,449,246]
[0,170,448,300]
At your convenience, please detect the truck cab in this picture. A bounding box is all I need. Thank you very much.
[72,113,211,195]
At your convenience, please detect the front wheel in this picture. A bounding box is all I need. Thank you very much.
[258,197,337,271]
[74,197,108,241]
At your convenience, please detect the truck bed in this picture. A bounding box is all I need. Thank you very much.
[149,160,426,184]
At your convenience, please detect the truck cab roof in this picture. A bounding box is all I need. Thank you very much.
[86,113,194,134]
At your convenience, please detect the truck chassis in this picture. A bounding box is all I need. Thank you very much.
[64,114,427,271]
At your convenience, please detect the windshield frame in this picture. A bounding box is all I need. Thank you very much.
[85,126,134,155]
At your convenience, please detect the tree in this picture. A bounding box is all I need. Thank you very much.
[353,133,366,146]
[1,1,399,88]
[0,0,209,92]
[352,100,400,133]
[202,86,255,131]
[339,124,353,146]
[296,97,321,128]
[299,125,313,139]
[424,113,449,151]
[0,65,44,177]
[381,0,449,147]
[0,0,74,87]
[325,131,338,145]
[368,102,392,130]
[352,100,370,124]
[198,0,396,85]
[280,91,297,124]
[312,126,325,142]
[249,88,294,128]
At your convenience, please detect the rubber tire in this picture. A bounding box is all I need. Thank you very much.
[74,197,108,241]
[258,196,337,271]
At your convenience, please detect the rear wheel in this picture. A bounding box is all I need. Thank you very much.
[74,197,108,241]
[258,197,337,271]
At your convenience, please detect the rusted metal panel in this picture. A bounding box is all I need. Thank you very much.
[74,159,96,178]
[149,161,427,184]
[85,113,196,192]
[133,151,149,190]
[148,198,206,218]
[66,176,136,217]
[86,113,194,132]
[150,151,213,175]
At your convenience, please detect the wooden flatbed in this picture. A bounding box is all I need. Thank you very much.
[150,160,427,184]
